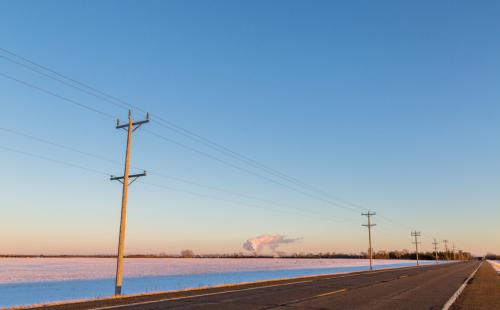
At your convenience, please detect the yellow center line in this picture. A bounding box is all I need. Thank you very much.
[279,288,348,306]
[314,288,348,298]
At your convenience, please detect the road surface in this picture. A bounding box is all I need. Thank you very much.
[34,261,479,310]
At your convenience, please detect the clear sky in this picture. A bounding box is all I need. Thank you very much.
[1,1,499,256]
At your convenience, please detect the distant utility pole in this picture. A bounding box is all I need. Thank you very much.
[362,211,376,270]
[452,244,456,261]
[443,240,449,260]
[411,231,421,266]
[110,110,149,296]
[432,238,439,264]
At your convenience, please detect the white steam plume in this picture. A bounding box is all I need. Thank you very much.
[243,235,301,254]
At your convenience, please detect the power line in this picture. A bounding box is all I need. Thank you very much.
[142,128,363,213]
[0,143,451,256]
[0,48,418,231]
[2,141,431,257]
[0,72,113,119]
[0,47,132,112]
[0,145,109,176]
[0,124,362,225]
[0,48,457,253]
[142,181,359,225]
[0,48,369,211]
[376,213,413,231]
[0,125,359,223]
[0,53,130,113]
[0,71,366,215]
[0,126,118,166]
[0,142,360,226]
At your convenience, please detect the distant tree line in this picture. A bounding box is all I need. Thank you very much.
[276,249,473,260]
[485,253,500,260]
[369,249,473,261]
[0,248,474,260]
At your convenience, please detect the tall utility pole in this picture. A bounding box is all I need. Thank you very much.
[110,110,149,295]
[362,211,376,270]
[411,231,421,266]
[452,244,456,261]
[443,240,449,260]
[432,238,439,264]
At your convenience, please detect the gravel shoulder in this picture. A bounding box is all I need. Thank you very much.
[451,261,500,309]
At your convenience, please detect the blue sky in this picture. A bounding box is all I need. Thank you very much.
[0,1,499,255]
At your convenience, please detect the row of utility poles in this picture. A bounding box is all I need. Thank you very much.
[110,110,463,295]
[361,212,460,270]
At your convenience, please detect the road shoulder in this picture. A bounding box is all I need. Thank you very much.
[451,261,500,309]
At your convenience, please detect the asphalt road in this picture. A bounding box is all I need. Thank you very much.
[37,261,480,310]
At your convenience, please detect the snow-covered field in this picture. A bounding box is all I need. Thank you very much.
[0,258,440,308]
[487,260,500,272]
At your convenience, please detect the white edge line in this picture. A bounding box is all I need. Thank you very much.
[441,261,482,310]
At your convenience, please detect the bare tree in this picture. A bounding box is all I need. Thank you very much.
[180,249,194,258]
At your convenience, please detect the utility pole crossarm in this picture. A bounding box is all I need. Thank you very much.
[110,171,147,184]
[116,112,150,131]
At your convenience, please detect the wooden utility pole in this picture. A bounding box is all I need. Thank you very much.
[411,231,421,266]
[110,110,149,295]
[443,240,449,260]
[432,238,439,264]
[362,211,376,270]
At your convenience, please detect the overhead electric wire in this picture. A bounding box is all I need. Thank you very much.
[0,47,416,232]
[0,65,411,234]
[0,72,365,215]
[0,53,130,113]
[0,143,359,226]
[142,181,358,225]
[142,128,363,213]
[3,48,410,227]
[0,126,118,166]
[377,214,413,231]
[146,118,369,212]
[0,126,360,223]
[0,72,114,119]
[0,47,367,212]
[0,145,110,176]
